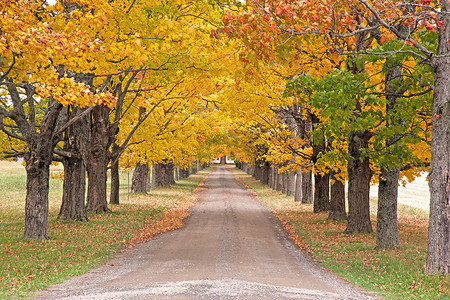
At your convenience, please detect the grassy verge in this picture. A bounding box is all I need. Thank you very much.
[231,168,450,300]
[0,160,210,299]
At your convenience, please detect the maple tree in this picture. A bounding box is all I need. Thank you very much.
[221,0,445,273]
[0,0,116,239]
[0,0,228,238]
[348,0,450,276]
[217,0,437,249]
[0,0,446,280]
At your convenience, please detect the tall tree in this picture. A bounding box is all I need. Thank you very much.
[346,0,449,275]
[0,0,115,239]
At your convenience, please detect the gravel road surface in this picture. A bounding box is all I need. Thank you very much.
[35,166,377,300]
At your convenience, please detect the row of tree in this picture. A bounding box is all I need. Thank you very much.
[0,1,230,240]
[214,0,449,275]
[1,0,449,276]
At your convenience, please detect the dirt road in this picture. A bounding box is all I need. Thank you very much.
[36,166,375,299]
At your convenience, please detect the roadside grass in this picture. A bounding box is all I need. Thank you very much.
[0,160,210,299]
[232,168,450,300]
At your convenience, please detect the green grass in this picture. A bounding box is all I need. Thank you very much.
[0,160,210,299]
[232,168,450,300]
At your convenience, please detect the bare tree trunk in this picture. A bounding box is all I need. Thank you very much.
[109,143,121,205]
[426,1,450,274]
[180,167,190,179]
[302,170,313,204]
[345,131,373,234]
[59,107,90,220]
[312,124,329,212]
[313,172,330,213]
[276,169,284,192]
[328,170,346,220]
[254,161,262,182]
[261,162,270,185]
[22,99,63,240]
[86,105,111,213]
[59,156,88,221]
[269,166,275,189]
[376,166,400,249]
[155,161,175,187]
[24,155,52,240]
[151,162,156,190]
[131,162,150,193]
[286,170,296,196]
[376,57,403,249]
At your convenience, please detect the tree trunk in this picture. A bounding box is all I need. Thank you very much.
[180,167,190,179]
[86,105,111,213]
[174,167,180,181]
[313,172,330,213]
[151,162,156,190]
[375,57,403,249]
[59,156,88,221]
[268,166,275,189]
[59,107,89,220]
[254,162,262,182]
[155,162,175,187]
[276,169,284,192]
[109,143,121,205]
[23,155,52,240]
[345,131,373,234]
[426,2,450,274]
[22,100,63,240]
[328,170,347,220]
[249,164,256,177]
[261,162,270,185]
[302,170,313,204]
[131,162,150,193]
[286,170,296,196]
[376,166,400,249]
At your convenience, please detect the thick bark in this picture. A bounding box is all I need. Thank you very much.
[286,170,296,196]
[345,131,373,234]
[109,143,121,205]
[180,167,190,179]
[376,57,403,249]
[426,1,450,274]
[131,162,150,193]
[312,126,329,212]
[376,166,400,249]
[249,164,256,177]
[59,156,88,221]
[254,161,263,182]
[268,166,276,189]
[282,172,289,194]
[22,99,63,240]
[24,155,52,240]
[276,169,284,192]
[259,161,270,185]
[155,162,175,187]
[302,170,313,204]
[313,172,330,213]
[59,107,89,220]
[86,105,111,213]
[328,170,347,220]
[110,158,120,204]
